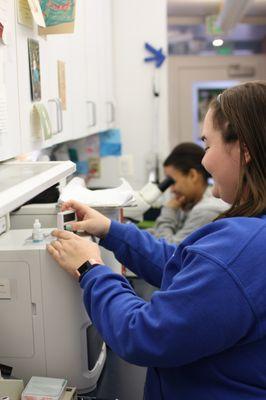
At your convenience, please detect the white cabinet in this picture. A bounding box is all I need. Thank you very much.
[15,19,72,153]
[97,0,116,131]
[1,0,116,160]
[42,33,72,148]
[15,19,50,154]
[0,1,21,161]
[84,0,102,134]
[70,0,116,140]
[69,0,101,140]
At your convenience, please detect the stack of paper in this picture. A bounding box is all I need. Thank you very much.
[59,177,136,207]
[21,376,67,400]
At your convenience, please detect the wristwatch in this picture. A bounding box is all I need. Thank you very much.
[78,260,99,282]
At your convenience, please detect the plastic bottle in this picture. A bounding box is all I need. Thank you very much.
[32,219,44,242]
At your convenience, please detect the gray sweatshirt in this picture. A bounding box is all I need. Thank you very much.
[149,186,229,245]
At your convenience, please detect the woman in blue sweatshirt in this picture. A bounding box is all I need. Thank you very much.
[48,80,266,400]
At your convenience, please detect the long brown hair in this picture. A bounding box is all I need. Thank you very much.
[210,80,266,218]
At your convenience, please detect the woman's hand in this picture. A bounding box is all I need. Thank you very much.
[166,195,186,210]
[60,199,111,238]
[47,229,103,279]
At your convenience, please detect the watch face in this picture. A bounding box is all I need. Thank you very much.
[78,261,92,275]
[78,261,101,281]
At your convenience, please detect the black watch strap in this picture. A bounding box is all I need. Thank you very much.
[78,260,98,282]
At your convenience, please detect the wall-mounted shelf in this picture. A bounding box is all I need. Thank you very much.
[0,161,75,216]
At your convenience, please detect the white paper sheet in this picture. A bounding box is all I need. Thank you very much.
[27,0,46,27]
[59,177,136,207]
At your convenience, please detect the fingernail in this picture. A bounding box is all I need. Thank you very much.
[65,225,73,231]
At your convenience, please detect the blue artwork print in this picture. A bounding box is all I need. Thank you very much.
[99,129,122,157]
[40,0,75,27]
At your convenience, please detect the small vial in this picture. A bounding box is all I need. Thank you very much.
[32,219,44,242]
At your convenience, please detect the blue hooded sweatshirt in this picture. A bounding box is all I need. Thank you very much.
[80,215,266,399]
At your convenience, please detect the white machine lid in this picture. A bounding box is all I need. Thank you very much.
[0,161,75,216]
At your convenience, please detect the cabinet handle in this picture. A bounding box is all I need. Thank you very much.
[86,101,97,128]
[110,101,115,124]
[48,97,63,135]
[106,101,115,124]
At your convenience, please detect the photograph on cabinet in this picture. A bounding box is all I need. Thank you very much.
[28,38,41,102]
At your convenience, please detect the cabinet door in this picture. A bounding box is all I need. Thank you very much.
[42,33,72,148]
[15,18,50,154]
[94,0,115,131]
[68,0,100,140]
[69,0,107,141]
[102,0,116,130]
[97,0,116,132]
[83,0,101,135]
[15,14,72,152]
[68,0,116,140]
[0,0,21,161]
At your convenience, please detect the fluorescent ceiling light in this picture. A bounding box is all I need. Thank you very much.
[216,0,254,34]
[212,38,224,46]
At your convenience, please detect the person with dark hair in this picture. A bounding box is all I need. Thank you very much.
[48,81,266,400]
[149,142,228,244]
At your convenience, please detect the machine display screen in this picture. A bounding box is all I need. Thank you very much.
[63,212,76,223]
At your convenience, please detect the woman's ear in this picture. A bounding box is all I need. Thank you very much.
[243,144,251,163]
[188,168,200,182]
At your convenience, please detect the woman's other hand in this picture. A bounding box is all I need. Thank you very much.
[47,229,103,278]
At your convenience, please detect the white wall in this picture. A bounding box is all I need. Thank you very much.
[113,0,169,190]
